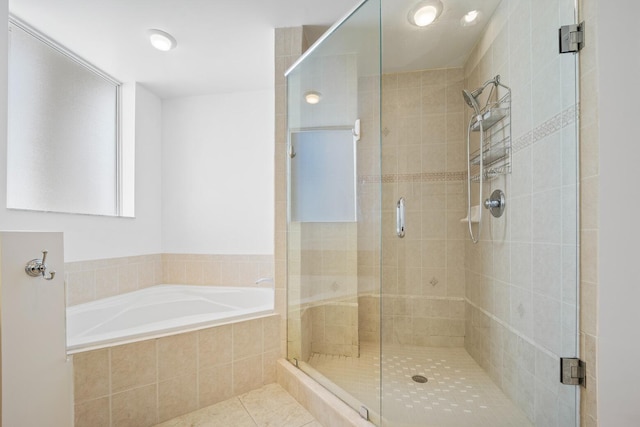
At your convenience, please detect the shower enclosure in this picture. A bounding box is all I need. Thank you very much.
[286,0,579,425]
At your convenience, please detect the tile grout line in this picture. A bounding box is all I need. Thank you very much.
[235,395,259,427]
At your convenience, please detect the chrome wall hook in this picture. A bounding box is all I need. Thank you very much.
[25,250,56,280]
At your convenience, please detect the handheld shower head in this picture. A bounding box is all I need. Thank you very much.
[462,89,481,114]
[461,75,501,114]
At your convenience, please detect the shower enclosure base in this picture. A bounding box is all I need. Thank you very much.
[308,342,532,427]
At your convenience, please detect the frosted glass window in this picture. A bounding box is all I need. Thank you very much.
[290,130,356,222]
[7,20,120,216]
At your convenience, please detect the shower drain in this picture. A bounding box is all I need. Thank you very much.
[412,375,428,383]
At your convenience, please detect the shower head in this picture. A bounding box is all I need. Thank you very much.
[462,89,481,114]
[461,75,501,114]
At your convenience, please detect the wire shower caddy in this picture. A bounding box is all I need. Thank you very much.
[468,88,511,182]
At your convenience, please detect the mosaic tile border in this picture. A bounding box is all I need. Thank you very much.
[359,103,577,185]
[359,171,466,184]
[512,104,577,153]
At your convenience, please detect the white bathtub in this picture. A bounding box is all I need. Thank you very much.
[66,285,274,353]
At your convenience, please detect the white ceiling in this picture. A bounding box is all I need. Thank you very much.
[9,0,501,99]
[382,0,501,73]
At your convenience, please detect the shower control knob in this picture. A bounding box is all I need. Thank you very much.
[484,199,500,208]
[484,189,506,218]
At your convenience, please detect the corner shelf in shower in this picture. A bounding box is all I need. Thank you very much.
[469,91,511,183]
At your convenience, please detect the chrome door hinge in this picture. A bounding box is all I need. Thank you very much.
[559,22,585,54]
[560,357,586,386]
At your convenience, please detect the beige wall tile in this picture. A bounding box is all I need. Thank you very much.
[199,363,234,407]
[163,260,186,284]
[67,270,96,305]
[263,349,280,384]
[233,318,263,359]
[581,230,598,285]
[233,354,263,395]
[158,373,198,422]
[199,324,232,370]
[118,264,138,293]
[184,261,204,285]
[158,332,197,380]
[202,261,222,285]
[73,349,109,402]
[95,266,119,299]
[111,384,158,427]
[111,340,157,393]
[263,315,281,353]
[219,261,240,285]
[66,254,167,304]
[74,397,110,427]
[137,261,158,289]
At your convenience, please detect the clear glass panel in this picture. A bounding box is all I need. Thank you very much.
[286,0,382,421]
[379,0,579,425]
[7,22,119,216]
[287,0,579,425]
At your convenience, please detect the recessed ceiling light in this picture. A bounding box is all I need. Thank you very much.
[148,29,177,51]
[461,10,480,26]
[304,91,322,104]
[408,1,444,27]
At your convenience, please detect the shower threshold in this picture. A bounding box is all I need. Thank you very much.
[307,342,532,427]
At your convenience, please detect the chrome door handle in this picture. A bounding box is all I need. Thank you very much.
[397,197,405,238]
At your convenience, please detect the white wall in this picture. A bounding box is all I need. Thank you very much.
[1,231,72,426]
[0,81,163,262]
[161,90,274,254]
[597,0,640,424]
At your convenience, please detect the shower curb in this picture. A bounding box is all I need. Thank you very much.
[277,359,375,427]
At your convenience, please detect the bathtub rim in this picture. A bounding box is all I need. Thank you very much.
[67,311,276,355]
[66,284,275,355]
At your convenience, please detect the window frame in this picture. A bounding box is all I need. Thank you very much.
[8,15,125,216]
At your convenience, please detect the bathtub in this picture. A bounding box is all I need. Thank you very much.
[66,284,274,353]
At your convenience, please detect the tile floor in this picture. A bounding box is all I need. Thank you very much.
[154,383,321,427]
[307,342,532,427]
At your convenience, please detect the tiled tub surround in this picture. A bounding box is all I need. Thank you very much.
[65,253,274,305]
[65,254,162,306]
[73,314,280,427]
[67,285,274,353]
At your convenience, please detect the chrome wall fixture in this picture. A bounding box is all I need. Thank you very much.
[462,75,512,243]
[396,197,405,238]
[25,249,56,280]
[484,189,506,218]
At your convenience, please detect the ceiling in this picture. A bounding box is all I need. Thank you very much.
[9,0,501,99]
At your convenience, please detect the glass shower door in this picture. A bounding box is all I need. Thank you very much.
[286,0,384,422]
[379,0,580,425]
[286,0,580,425]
